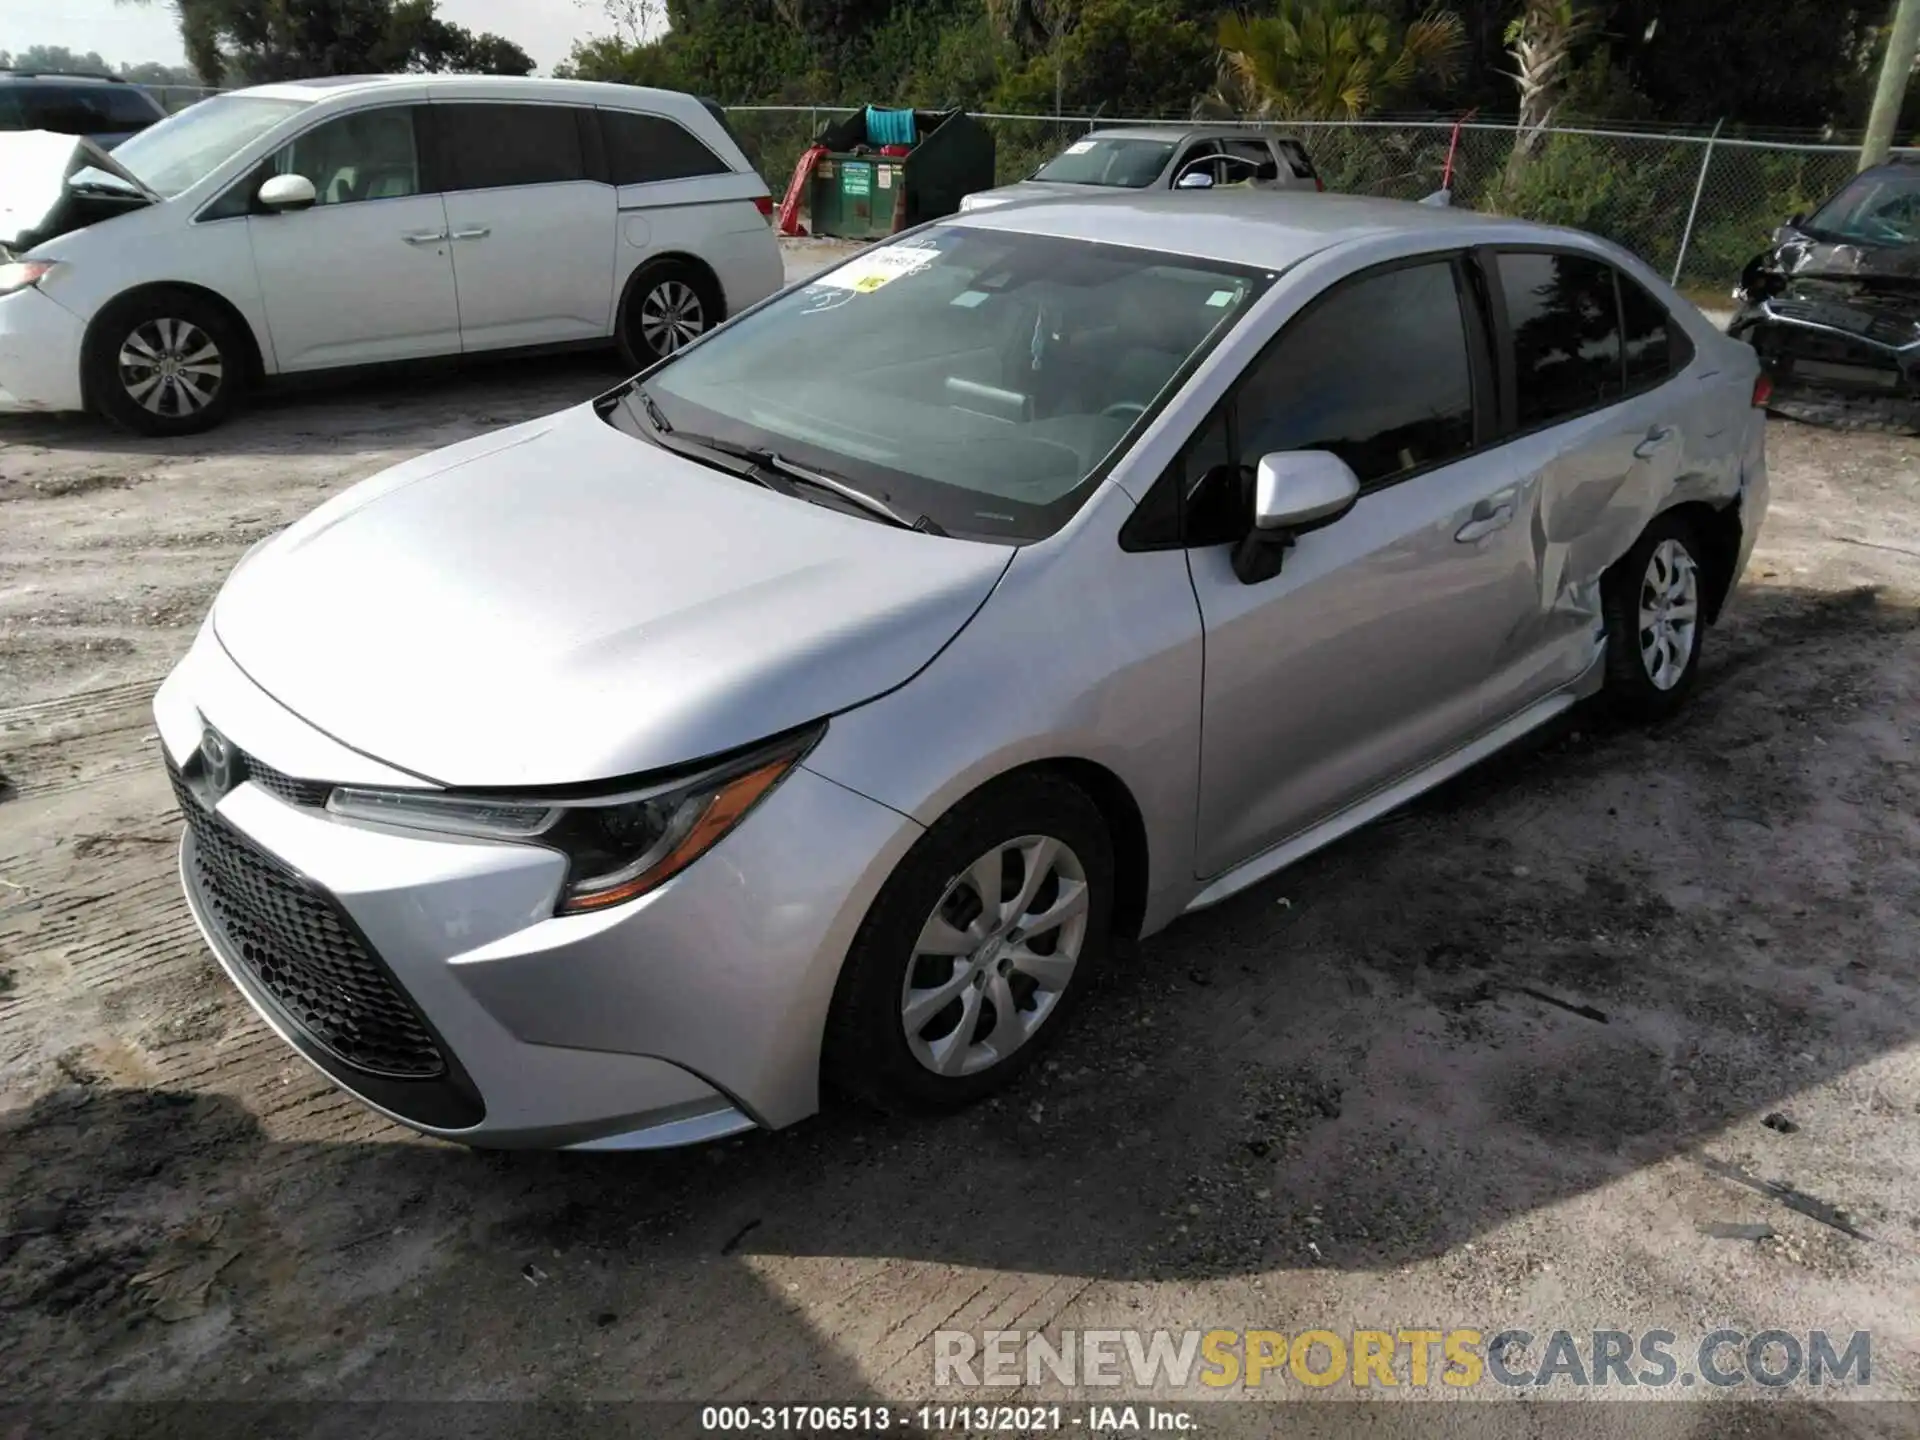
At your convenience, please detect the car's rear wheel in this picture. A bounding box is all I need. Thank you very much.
[86,289,243,436]
[617,260,721,370]
[825,773,1114,1113]
[1602,510,1707,722]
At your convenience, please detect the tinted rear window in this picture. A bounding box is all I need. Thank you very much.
[1620,271,1692,388]
[14,83,160,134]
[1498,251,1624,429]
[437,103,586,190]
[601,109,728,184]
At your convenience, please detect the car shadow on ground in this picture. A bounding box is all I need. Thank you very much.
[1,583,1916,1431]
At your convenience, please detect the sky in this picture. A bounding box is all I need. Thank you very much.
[21,0,610,76]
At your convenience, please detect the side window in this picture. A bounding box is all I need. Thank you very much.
[1236,261,1476,488]
[20,86,115,134]
[105,88,163,129]
[438,103,586,191]
[1619,270,1692,389]
[1497,250,1623,428]
[1219,138,1276,181]
[601,110,729,184]
[273,107,421,205]
[1172,139,1218,183]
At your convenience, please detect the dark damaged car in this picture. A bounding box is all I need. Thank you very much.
[1729,161,1920,431]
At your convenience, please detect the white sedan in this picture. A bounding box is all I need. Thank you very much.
[0,75,784,433]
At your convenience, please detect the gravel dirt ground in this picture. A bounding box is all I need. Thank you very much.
[3,258,1919,1436]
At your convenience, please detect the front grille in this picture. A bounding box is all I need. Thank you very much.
[242,752,331,808]
[169,758,446,1079]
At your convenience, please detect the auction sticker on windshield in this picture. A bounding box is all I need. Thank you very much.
[814,244,942,294]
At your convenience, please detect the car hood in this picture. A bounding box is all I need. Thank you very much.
[212,402,1015,788]
[0,129,156,253]
[965,179,1139,210]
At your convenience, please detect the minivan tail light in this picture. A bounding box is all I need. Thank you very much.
[1752,373,1774,407]
[753,194,774,222]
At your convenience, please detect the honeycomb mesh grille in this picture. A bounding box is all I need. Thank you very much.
[169,759,446,1079]
[242,752,331,808]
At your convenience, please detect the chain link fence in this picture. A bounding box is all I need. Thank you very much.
[728,106,1908,305]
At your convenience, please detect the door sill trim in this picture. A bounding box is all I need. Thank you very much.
[1184,683,1585,914]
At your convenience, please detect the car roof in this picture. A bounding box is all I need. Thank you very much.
[235,74,703,110]
[949,190,1511,268]
[0,71,138,86]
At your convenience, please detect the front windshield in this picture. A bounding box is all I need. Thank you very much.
[1804,170,1920,246]
[104,94,311,197]
[634,226,1268,541]
[1032,138,1176,189]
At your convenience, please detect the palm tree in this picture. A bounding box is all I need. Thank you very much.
[1505,0,1597,163]
[1207,1,1465,121]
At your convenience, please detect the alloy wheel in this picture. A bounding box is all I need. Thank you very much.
[118,317,223,418]
[1638,537,1699,691]
[901,835,1089,1078]
[639,280,706,356]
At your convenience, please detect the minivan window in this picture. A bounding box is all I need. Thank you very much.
[1498,251,1623,428]
[108,94,312,197]
[273,107,421,204]
[602,110,728,184]
[437,103,585,190]
[16,84,159,134]
[1236,261,1476,488]
[627,227,1268,542]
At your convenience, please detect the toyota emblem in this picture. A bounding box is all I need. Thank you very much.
[200,726,237,800]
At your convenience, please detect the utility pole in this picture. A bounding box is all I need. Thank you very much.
[1862,0,1920,170]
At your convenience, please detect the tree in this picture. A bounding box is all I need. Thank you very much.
[125,0,532,85]
[1208,1,1465,120]
[1504,0,1595,163]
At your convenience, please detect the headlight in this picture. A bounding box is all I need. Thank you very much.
[326,727,818,914]
[0,261,59,297]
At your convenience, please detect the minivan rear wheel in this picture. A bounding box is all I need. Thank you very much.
[825,773,1114,1113]
[617,260,722,370]
[1602,510,1707,722]
[86,288,243,436]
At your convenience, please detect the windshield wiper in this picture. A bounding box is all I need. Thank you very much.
[618,386,945,536]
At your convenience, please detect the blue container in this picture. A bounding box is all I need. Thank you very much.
[865,106,918,148]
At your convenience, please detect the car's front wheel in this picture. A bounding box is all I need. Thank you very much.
[85,288,243,436]
[825,773,1114,1112]
[1602,510,1708,721]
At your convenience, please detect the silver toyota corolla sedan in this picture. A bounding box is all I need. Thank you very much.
[157,192,1768,1150]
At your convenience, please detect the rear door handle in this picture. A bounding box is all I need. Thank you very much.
[1634,425,1678,459]
[449,227,491,241]
[402,231,447,245]
[1455,494,1517,544]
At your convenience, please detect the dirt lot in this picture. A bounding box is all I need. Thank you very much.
[3,299,1920,1433]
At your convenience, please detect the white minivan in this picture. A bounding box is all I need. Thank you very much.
[0,75,785,433]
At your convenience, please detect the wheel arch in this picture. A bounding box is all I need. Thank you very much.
[616,250,730,330]
[80,281,266,408]
[1657,497,1744,624]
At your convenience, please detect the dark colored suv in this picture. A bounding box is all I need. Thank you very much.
[0,71,168,150]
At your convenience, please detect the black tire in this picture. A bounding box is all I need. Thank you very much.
[85,287,244,436]
[1601,509,1709,723]
[824,772,1115,1114]
[616,260,723,371]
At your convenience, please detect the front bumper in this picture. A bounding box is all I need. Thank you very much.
[0,284,87,412]
[154,625,923,1148]
[1731,295,1920,397]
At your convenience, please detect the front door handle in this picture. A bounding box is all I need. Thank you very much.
[1455,497,1516,544]
[1634,425,1678,459]
[449,226,491,241]
[402,230,447,245]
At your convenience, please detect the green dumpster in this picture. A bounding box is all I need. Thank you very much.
[807,107,994,240]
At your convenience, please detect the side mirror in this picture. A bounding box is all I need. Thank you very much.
[257,173,317,212]
[1232,450,1361,584]
[1175,169,1214,189]
[1788,211,1806,228]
